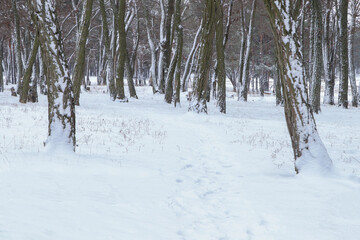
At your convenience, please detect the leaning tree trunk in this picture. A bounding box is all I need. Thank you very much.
[20,34,40,103]
[181,23,202,92]
[215,0,226,113]
[30,0,76,151]
[12,0,24,94]
[309,0,323,113]
[72,0,94,105]
[189,0,215,113]
[264,0,332,173]
[338,0,349,108]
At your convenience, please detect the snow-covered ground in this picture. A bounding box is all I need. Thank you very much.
[0,83,360,240]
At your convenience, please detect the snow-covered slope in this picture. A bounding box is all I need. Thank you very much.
[0,85,359,240]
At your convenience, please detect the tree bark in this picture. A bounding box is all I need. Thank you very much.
[309,0,323,113]
[116,0,127,100]
[239,0,257,101]
[264,0,332,173]
[20,34,40,103]
[189,0,215,113]
[99,0,116,100]
[348,1,359,107]
[72,0,94,105]
[12,0,24,94]
[338,0,349,108]
[31,0,76,151]
[215,0,226,113]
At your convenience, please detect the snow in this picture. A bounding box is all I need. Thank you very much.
[0,82,360,239]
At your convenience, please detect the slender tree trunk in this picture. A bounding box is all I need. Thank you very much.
[264,0,332,173]
[239,0,257,101]
[309,0,323,113]
[72,0,94,105]
[20,34,40,103]
[174,26,183,107]
[99,0,116,99]
[31,0,76,151]
[237,0,246,98]
[215,0,226,113]
[0,39,4,92]
[181,23,202,92]
[338,0,349,108]
[116,0,126,100]
[348,1,358,107]
[12,0,24,93]
[322,0,335,105]
[144,6,158,93]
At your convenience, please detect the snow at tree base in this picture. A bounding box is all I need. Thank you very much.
[1,84,360,240]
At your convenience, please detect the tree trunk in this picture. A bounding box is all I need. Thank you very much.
[181,23,202,92]
[348,1,358,107]
[12,0,24,94]
[189,0,215,113]
[322,0,335,105]
[72,0,94,105]
[99,0,116,99]
[20,34,40,103]
[239,0,257,101]
[215,0,226,113]
[165,0,182,105]
[174,26,183,107]
[338,0,349,108]
[264,0,332,173]
[116,0,127,101]
[31,0,76,151]
[0,39,4,92]
[309,0,323,113]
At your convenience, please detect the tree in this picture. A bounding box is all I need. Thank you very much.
[189,0,215,113]
[238,0,257,101]
[19,34,40,103]
[165,0,183,105]
[215,0,226,113]
[0,38,4,92]
[322,0,336,105]
[309,0,323,113]
[99,0,116,99]
[72,0,94,105]
[157,0,175,93]
[338,0,349,108]
[30,0,76,151]
[12,0,24,93]
[264,0,332,173]
[116,0,127,100]
[348,0,360,107]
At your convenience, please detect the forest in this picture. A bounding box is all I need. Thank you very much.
[0,0,360,239]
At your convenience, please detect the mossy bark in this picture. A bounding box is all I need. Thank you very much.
[189,0,215,113]
[20,34,40,104]
[72,0,94,105]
